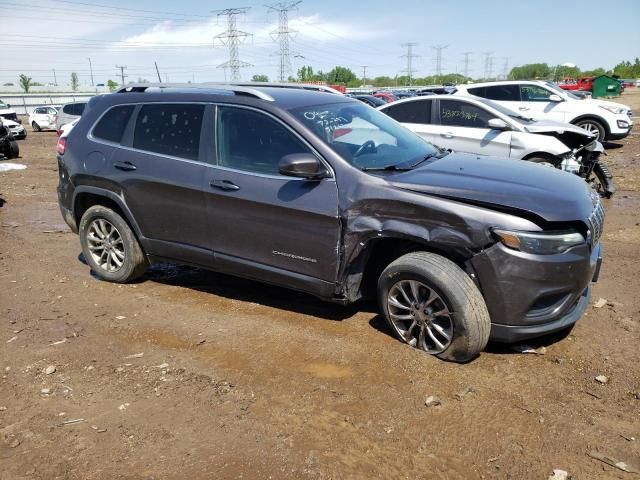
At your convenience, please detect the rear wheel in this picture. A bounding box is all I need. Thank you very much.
[79,205,148,283]
[378,252,490,362]
[574,119,605,142]
[32,122,41,132]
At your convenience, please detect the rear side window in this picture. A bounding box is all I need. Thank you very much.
[384,101,431,124]
[63,104,74,114]
[92,105,135,143]
[439,100,492,128]
[74,103,86,116]
[467,87,486,97]
[484,85,520,101]
[133,103,204,161]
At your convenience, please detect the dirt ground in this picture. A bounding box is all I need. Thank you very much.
[1,91,639,480]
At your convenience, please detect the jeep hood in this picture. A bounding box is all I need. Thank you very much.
[389,153,594,222]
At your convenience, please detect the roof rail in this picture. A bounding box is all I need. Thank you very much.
[223,82,344,95]
[115,83,275,101]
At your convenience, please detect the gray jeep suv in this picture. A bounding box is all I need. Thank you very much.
[56,83,604,362]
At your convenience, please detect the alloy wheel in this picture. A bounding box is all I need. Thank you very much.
[387,279,454,354]
[86,218,125,272]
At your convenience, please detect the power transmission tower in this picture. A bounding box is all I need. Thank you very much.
[360,65,368,85]
[213,8,252,82]
[482,52,494,80]
[432,45,448,78]
[88,58,94,86]
[116,65,127,85]
[502,57,510,80]
[401,43,419,86]
[462,51,472,78]
[267,1,300,82]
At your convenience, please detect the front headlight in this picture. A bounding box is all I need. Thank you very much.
[599,105,626,115]
[492,229,585,254]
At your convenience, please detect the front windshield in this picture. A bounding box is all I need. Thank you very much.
[545,81,579,100]
[289,101,441,170]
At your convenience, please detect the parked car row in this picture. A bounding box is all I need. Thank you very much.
[55,82,606,362]
[379,93,614,197]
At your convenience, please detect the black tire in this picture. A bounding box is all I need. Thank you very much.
[79,205,148,283]
[378,252,490,362]
[32,122,41,132]
[574,119,606,142]
[590,163,615,198]
[4,139,19,159]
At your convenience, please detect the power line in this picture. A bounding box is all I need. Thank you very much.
[88,58,94,86]
[360,65,368,85]
[266,1,301,82]
[116,65,127,85]
[462,51,472,78]
[401,42,419,86]
[502,57,510,80]
[482,51,494,80]
[213,8,252,82]
[432,44,448,78]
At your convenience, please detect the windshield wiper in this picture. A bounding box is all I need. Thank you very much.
[407,151,447,169]
[361,164,411,172]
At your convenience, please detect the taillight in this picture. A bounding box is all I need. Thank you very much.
[56,137,67,155]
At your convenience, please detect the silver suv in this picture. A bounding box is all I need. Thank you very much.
[56,101,87,131]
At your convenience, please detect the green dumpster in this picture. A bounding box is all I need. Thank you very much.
[592,75,621,98]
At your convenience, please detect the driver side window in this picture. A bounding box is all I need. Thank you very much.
[216,106,313,175]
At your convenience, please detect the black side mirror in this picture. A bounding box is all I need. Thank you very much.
[278,153,328,180]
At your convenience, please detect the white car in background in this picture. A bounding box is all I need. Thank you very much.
[379,94,597,172]
[1,118,27,140]
[454,80,633,142]
[29,106,59,132]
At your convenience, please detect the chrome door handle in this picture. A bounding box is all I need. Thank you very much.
[114,161,137,171]
[210,179,240,191]
[441,132,455,139]
[518,107,530,111]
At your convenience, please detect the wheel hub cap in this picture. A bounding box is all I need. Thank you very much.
[387,280,454,354]
[86,219,125,273]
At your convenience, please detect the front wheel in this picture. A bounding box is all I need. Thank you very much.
[2,139,19,159]
[574,119,606,142]
[378,252,490,362]
[589,162,615,198]
[32,122,41,132]
[79,205,148,283]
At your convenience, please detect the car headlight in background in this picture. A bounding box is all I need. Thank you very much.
[492,229,585,254]
[599,105,627,115]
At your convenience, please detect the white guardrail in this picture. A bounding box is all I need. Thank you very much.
[1,93,103,115]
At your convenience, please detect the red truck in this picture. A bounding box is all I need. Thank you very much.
[558,77,593,92]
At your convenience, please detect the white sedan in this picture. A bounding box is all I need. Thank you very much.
[378,94,597,172]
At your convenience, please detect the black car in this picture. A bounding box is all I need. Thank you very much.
[351,94,386,108]
[56,83,604,362]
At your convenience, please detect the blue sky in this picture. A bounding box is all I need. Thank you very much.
[2,0,639,86]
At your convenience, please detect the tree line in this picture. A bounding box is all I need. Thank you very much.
[9,58,640,93]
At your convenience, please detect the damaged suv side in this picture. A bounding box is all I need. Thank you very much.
[57,84,604,362]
